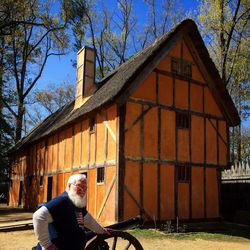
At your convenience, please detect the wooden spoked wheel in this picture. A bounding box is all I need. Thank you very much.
[85,230,144,250]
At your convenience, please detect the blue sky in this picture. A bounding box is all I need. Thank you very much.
[37,0,199,90]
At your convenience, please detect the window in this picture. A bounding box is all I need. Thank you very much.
[171,57,181,75]
[97,167,105,183]
[171,57,192,79]
[176,112,190,129]
[182,61,192,78]
[89,117,96,133]
[177,164,191,182]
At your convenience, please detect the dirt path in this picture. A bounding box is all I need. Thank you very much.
[1,230,250,250]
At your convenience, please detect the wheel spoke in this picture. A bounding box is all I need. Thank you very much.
[112,236,118,250]
[124,242,132,250]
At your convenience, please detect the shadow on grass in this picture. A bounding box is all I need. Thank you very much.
[131,221,250,241]
[186,221,250,240]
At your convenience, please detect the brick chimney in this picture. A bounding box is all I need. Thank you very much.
[74,46,96,109]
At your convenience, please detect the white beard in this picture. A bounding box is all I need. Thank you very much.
[68,191,87,208]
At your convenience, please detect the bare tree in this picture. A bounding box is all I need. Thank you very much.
[199,0,250,162]
[1,0,68,142]
[134,0,186,51]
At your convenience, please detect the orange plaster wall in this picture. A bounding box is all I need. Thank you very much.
[178,183,189,219]
[65,127,73,170]
[22,155,26,176]
[124,161,140,220]
[57,173,64,195]
[161,110,176,160]
[18,156,23,177]
[47,137,53,172]
[103,166,116,223]
[21,157,25,176]
[182,40,194,63]
[96,183,105,222]
[169,40,181,58]
[81,120,89,164]
[64,172,71,191]
[30,177,39,208]
[160,164,175,220]
[131,72,156,102]
[73,122,81,167]
[43,145,48,174]
[125,102,141,129]
[26,150,32,174]
[204,87,222,117]
[52,135,58,172]
[219,121,227,166]
[107,133,116,162]
[178,129,189,162]
[88,169,96,217]
[182,40,206,84]
[106,105,117,161]
[144,108,158,158]
[192,167,204,218]
[157,55,171,72]
[32,144,37,175]
[206,118,217,164]
[175,79,188,110]
[191,115,204,163]
[36,143,41,175]
[125,102,141,158]
[206,168,219,218]
[58,131,65,171]
[89,131,95,164]
[14,156,20,176]
[96,114,105,163]
[190,83,203,113]
[38,183,44,204]
[192,65,206,84]
[9,181,19,206]
[158,74,173,106]
[143,163,158,219]
[43,176,48,202]
[40,142,45,175]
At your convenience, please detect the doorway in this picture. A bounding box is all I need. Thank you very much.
[47,176,53,202]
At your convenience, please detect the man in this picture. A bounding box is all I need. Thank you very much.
[33,174,109,250]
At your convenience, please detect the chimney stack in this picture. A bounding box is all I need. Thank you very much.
[74,46,96,109]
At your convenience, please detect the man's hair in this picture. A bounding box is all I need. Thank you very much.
[66,174,87,192]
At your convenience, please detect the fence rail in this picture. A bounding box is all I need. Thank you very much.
[221,162,250,183]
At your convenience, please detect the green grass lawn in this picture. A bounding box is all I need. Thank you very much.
[128,222,250,242]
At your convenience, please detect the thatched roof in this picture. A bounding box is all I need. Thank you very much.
[12,19,240,152]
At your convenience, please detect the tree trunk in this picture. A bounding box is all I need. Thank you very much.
[231,127,235,164]
[238,124,241,162]
[219,0,226,84]
[15,101,25,142]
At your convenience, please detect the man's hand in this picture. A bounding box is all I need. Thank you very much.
[46,244,57,250]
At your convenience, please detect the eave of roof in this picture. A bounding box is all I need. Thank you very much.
[12,19,240,153]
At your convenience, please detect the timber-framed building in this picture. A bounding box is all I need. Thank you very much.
[9,20,240,224]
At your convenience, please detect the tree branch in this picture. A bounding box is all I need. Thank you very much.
[0,97,17,118]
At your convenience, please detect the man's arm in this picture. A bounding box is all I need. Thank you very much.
[83,212,108,234]
[33,206,56,249]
